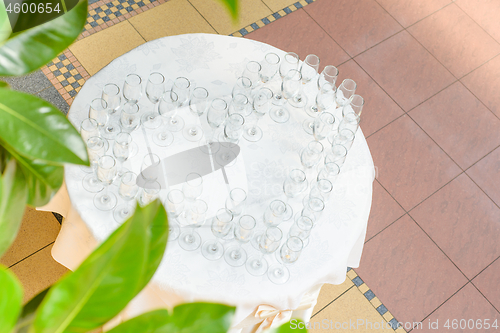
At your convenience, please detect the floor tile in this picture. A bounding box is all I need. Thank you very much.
[128,0,216,41]
[9,244,69,303]
[313,277,354,314]
[418,283,500,333]
[304,0,402,57]
[473,258,500,311]
[261,0,296,13]
[455,0,500,44]
[310,287,394,332]
[355,30,455,111]
[461,55,500,118]
[245,9,349,68]
[409,82,500,169]
[409,174,500,279]
[0,207,60,268]
[467,147,500,208]
[189,0,272,35]
[69,21,145,76]
[367,115,461,210]
[37,86,70,115]
[356,215,468,326]
[0,70,52,94]
[337,60,404,137]
[407,4,500,78]
[365,180,405,241]
[376,0,452,27]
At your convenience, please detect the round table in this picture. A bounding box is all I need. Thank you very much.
[48,33,375,331]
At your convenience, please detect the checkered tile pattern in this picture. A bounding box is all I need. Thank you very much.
[347,268,406,333]
[41,50,90,105]
[230,0,316,37]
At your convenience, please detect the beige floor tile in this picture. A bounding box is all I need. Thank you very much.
[69,21,145,75]
[309,288,394,332]
[129,0,216,41]
[313,277,354,314]
[9,244,69,304]
[189,0,272,35]
[0,207,60,267]
[262,0,296,13]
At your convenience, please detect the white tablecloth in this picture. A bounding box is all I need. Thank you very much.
[40,33,375,331]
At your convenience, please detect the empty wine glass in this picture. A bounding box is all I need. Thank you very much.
[201,208,234,261]
[182,172,203,201]
[82,136,106,193]
[283,69,307,109]
[172,77,190,106]
[317,65,339,90]
[168,220,180,241]
[118,171,139,201]
[225,188,247,217]
[113,202,135,223]
[141,107,162,131]
[243,88,273,142]
[140,153,160,181]
[80,118,99,144]
[317,161,341,184]
[207,98,228,129]
[178,199,208,251]
[309,178,333,201]
[120,102,141,133]
[332,128,355,151]
[102,83,122,114]
[189,87,209,116]
[93,155,118,211]
[159,90,184,132]
[300,54,320,84]
[228,94,251,117]
[301,196,325,223]
[303,83,336,134]
[223,114,245,143]
[100,118,122,140]
[146,72,165,105]
[336,79,356,107]
[139,180,162,206]
[263,199,287,227]
[260,52,280,83]
[246,226,282,276]
[89,98,108,127]
[123,74,142,103]
[283,169,308,198]
[301,141,324,169]
[312,112,335,141]
[224,215,256,267]
[165,189,184,218]
[268,236,303,284]
[326,144,348,167]
[339,113,360,135]
[273,52,299,106]
[342,94,364,118]
[243,61,262,89]
[289,216,313,241]
[112,132,132,175]
[232,76,252,100]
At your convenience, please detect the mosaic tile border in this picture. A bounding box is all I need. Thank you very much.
[230,0,316,37]
[347,268,405,332]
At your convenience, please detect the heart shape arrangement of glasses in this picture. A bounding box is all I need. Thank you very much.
[79,51,364,285]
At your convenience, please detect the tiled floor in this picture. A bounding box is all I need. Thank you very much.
[3,0,500,330]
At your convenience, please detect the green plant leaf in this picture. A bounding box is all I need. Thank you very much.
[0,265,23,333]
[267,319,308,332]
[15,288,51,333]
[0,89,88,166]
[0,80,9,88]
[0,0,88,76]
[105,309,170,333]
[32,200,167,333]
[0,159,28,257]
[218,0,238,21]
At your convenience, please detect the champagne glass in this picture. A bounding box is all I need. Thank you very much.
[339,113,360,135]
[300,141,324,169]
[172,77,190,106]
[82,136,106,193]
[118,171,139,201]
[182,172,203,201]
[224,215,256,267]
[242,61,262,89]
[263,199,287,227]
[89,98,108,128]
[342,94,364,118]
[243,87,272,142]
[284,69,307,109]
[168,220,180,241]
[268,236,303,284]
[309,178,333,202]
[225,188,247,217]
[165,189,184,218]
[303,83,336,134]
[159,90,184,132]
[123,74,142,103]
[232,76,252,100]
[273,52,299,106]
[93,155,118,211]
[140,153,161,181]
[312,112,335,141]
[146,72,165,105]
[139,180,161,206]
[326,144,348,167]
[283,169,307,198]
[80,118,99,143]
[300,54,320,84]
[223,114,245,143]
[317,161,340,184]
[178,199,208,251]
[228,94,251,117]
[102,83,122,114]
[112,132,132,175]
[317,65,339,90]
[301,196,325,223]
[201,208,233,261]
[336,79,356,107]
[120,102,141,133]
[207,98,228,130]
[289,216,313,242]
[141,107,163,131]
[189,87,209,116]
[332,128,355,151]
[260,52,280,83]
[246,226,282,276]
[100,118,122,140]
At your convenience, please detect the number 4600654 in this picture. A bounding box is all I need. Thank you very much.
[444,319,498,330]
[5,2,61,14]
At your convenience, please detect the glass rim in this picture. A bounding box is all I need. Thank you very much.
[284,52,299,64]
[162,90,179,103]
[238,215,256,230]
[211,98,228,111]
[246,61,262,73]
[192,87,209,99]
[103,83,120,95]
[265,226,283,242]
[122,102,140,114]
[148,72,165,85]
[186,172,203,186]
[98,155,116,168]
[81,118,98,130]
[142,153,160,166]
[323,65,339,77]
[167,189,184,203]
[340,79,357,92]
[305,54,320,66]
[174,76,190,89]
[265,52,280,65]
[125,73,142,86]
[286,236,304,251]
[121,171,137,184]
[90,98,108,111]
[216,208,233,223]
[230,188,247,202]
[284,69,301,81]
